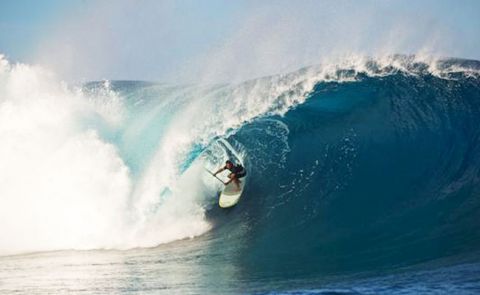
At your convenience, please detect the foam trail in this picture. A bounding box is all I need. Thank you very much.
[218,138,245,166]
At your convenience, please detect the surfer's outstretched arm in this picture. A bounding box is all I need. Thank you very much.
[213,166,225,176]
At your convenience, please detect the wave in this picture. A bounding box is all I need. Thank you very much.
[224,57,480,278]
[0,53,479,271]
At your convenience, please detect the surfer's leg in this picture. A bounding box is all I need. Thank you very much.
[228,173,241,191]
[233,178,240,191]
[230,174,241,191]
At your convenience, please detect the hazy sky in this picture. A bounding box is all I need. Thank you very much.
[1,0,479,82]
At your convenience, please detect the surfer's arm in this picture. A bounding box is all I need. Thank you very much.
[213,166,226,176]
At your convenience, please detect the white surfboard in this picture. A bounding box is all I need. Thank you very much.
[219,179,245,208]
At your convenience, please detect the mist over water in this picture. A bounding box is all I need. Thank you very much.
[27,0,480,83]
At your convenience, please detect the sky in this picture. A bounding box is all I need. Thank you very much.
[0,0,479,82]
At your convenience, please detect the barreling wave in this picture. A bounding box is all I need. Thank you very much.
[1,52,479,275]
[230,61,480,279]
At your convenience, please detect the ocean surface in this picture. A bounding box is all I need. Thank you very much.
[1,55,480,294]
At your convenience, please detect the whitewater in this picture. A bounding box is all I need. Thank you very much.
[1,53,480,294]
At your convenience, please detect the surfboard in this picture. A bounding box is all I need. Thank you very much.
[219,179,245,208]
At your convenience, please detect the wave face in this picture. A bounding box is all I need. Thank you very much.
[230,64,480,279]
[1,54,480,281]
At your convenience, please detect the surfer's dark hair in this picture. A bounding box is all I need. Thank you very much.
[225,160,233,165]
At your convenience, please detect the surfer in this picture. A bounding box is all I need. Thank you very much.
[213,160,246,191]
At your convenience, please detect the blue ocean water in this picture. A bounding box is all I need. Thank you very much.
[1,56,480,294]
